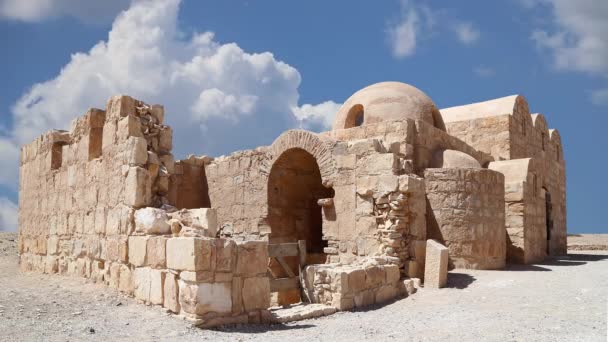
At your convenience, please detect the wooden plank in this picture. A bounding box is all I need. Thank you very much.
[270,277,299,292]
[298,240,307,267]
[276,257,295,277]
[268,243,299,258]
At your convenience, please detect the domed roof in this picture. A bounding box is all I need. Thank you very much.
[332,81,445,131]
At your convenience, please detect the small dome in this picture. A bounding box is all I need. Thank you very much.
[332,82,445,131]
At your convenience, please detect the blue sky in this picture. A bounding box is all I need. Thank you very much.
[0,0,606,233]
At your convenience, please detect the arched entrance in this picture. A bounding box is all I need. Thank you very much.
[267,148,334,304]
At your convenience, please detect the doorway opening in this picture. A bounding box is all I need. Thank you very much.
[267,148,334,304]
[543,188,553,255]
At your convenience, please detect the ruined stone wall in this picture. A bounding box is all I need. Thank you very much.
[206,149,272,239]
[18,95,274,327]
[18,95,172,278]
[206,128,427,275]
[424,168,506,269]
[169,156,211,209]
[302,258,418,310]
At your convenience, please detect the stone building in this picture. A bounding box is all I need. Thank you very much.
[17,81,566,326]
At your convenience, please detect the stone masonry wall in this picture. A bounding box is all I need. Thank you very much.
[424,168,506,269]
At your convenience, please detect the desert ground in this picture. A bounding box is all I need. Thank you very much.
[0,232,606,342]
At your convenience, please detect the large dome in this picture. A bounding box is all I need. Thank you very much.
[332,82,445,131]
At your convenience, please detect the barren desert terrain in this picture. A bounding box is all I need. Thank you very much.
[0,232,606,341]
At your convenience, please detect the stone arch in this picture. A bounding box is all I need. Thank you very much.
[262,129,336,184]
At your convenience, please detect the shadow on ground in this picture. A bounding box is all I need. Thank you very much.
[503,252,608,272]
[446,273,476,289]
[211,323,316,334]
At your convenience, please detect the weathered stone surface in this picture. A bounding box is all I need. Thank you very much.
[235,241,267,276]
[179,281,232,315]
[166,237,212,271]
[242,277,270,311]
[164,272,180,313]
[424,239,448,288]
[146,236,167,268]
[135,208,170,235]
[128,236,149,267]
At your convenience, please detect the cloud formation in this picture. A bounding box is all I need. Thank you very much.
[386,0,439,59]
[3,0,337,161]
[454,21,480,45]
[0,0,130,23]
[0,197,17,232]
[0,0,342,227]
[530,0,608,75]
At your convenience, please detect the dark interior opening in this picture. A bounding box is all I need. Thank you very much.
[267,148,333,254]
[345,104,364,128]
[544,188,553,255]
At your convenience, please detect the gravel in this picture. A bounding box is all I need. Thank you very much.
[0,232,606,341]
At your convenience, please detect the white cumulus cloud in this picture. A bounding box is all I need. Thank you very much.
[292,101,343,131]
[0,0,130,23]
[0,0,339,192]
[0,197,17,232]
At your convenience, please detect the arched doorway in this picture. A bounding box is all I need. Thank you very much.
[267,148,334,304]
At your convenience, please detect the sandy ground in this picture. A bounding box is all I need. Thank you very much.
[568,234,608,250]
[1,232,606,342]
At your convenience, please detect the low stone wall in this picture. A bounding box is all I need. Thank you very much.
[425,168,506,270]
[302,258,418,310]
[20,206,272,328]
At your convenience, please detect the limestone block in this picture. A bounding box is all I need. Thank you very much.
[166,237,212,271]
[106,236,128,263]
[178,281,232,315]
[242,277,270,311]
[215,239,236,272]
[375,285,397,304]
[235,241,268,276]
[424,239,448,288]
[128,236,149,267]
[134,207,170,234]
[125,167,151,208]
[173,208,217,237]
[357,153,398,175]
[126,137,148,166]
[107,95,135,119]
[151,104,164,124]
[354,290,375,308]
[150,269,165,305]
[365,266,385,287]
[159,154,174,173]
[117,115,143,141]
[118,264,133,295]
[159,126,173,152]
[47,236,59,256]
[164,272,180,313]
[347,268,367,293]
[385,264,401,284]
[133,267,152,302]
[146,236,167,268]
[180,271,214,282]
